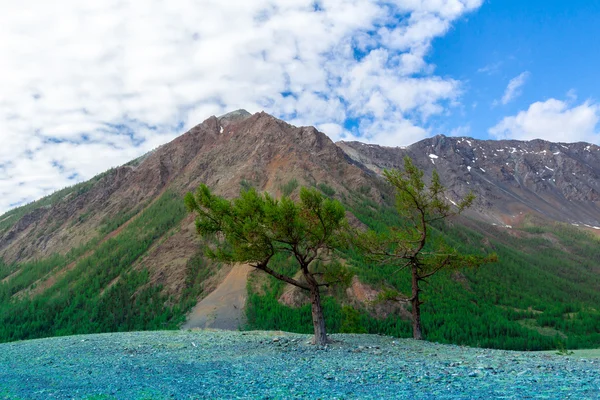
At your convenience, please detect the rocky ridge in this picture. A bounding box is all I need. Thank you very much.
[338,135,600,227]
[0,111,370,264]
[2,110,600,308]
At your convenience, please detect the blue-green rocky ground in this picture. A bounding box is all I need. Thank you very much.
[0,330,598,399]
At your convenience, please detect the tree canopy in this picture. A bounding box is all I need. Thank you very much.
[185,185,351,345]
[354,156,497,339]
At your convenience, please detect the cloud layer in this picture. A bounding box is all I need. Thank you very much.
[489,98,600,143]
[0,0,483,214]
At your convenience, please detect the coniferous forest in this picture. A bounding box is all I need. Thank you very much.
[245,188,600,351]
[0,184,599,351]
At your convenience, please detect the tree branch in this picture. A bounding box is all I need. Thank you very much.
[419,256,452,280]
[252,261,310,291]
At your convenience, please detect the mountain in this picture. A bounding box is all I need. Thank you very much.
[0,111,599,350]
[339,135,600,228]
[0,110,370,264]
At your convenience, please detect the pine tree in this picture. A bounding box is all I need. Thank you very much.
[354,157,497,340]
[185,185,351,345]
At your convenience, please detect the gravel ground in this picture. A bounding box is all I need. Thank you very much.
[0,330,598,399]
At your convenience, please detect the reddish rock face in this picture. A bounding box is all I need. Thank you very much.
[0,110,372,264]
[346,276,379,303]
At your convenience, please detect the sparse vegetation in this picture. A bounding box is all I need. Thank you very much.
[240,179,253,191]
[98,204,145,235]
[279,178,299,197]
[179,249,218,311]
[0,169,114,234]
[317,182,336,197]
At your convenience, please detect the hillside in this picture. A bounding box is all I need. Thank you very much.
[0,110,599,350]
[0,330,598,399]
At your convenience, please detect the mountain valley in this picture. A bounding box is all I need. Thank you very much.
[1,111,599,351]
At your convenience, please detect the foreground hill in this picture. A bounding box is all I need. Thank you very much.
[0,330,598,399]
[0,111,599,350]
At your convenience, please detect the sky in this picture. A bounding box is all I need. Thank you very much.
[1,0,600,214]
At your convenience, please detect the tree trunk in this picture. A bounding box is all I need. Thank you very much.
[411,264,423,340]
[309,284,328,345]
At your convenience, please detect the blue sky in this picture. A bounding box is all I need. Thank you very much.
[1,0,600,213]
[429,0,600,141]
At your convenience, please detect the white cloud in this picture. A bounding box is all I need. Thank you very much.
[0,0,483,214]
[477,62,502,75]
[359,118,430,147]
[449,124,471,137]
[497,71,530,105]
[489,98,600,143]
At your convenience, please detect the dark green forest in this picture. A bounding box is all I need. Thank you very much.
[0,191,205,342]
[245,189,600,351]
[1,184,599,351]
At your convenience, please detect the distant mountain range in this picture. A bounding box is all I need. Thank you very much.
[4,110,600,264]
[340,135,600,228]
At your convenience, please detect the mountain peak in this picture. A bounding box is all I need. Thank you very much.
[217,109,252,123]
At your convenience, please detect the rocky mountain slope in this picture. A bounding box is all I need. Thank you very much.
[1,110,600,349]
[0,110,378,342]
[4,110,600,266]
[0,110,370,265]
[339,136,600,228]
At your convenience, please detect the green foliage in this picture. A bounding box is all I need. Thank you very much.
[555,340,575,356]
[0,190,193,343]
[317,183,336,197]
[0,257,15,281]
[357,185,371,195]
[74,210,92,225]
[279,178,299,197]
[3,165,600,351]
[340,306,368,333]
[186,184,352,343]
[246,183,600,350]
[98,204,145,235]
[244,255,411,337]
[185,185,348,275]
[179,249,217,311]
[351,157,496,339]
[239,179,253,191]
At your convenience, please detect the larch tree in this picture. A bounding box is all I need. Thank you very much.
[184,184,351,345]
[354,157,497,340]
